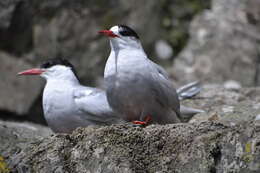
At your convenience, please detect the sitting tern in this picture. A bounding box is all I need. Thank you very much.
[18,58,123,133]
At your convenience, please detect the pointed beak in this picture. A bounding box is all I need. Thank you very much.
[98,30,119,38]
[17,68,46,76]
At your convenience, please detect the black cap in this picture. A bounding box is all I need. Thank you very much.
[118,25,139,39]
[40,58,79,80]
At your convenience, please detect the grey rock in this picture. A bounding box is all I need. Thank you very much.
[0,0,22,28]
[0,85,260,172]
[0,52,43,114]
[155,40,173,60]
[172,0,260,86]
[224,80,242,90]
[7,121,260,173]
[0,0,33,55]
[255,114,260,121]
[0,119,51,169]
[185,85,260,124]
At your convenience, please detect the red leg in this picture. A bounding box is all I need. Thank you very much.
[132,115,152,125]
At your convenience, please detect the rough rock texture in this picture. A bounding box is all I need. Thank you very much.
[0,120,51,173]
[172,0,260,86]
[7,121,260,173]
[0,0,209,119]
[0,85,259,172]
[185,84,260,124]
[0,120,51,155]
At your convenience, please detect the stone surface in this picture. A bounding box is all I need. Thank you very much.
[172,0,260,87]
[0,119,51,173]
[223,80,242,90]
[6,121,260,173]
[0,52,43,115]
[155,40,173,60]
[0,0,22,29]
[184,85,260,124]
[0,85,259,172]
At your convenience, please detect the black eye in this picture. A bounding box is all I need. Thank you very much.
[118,25,139,39]
[40,62,52,68]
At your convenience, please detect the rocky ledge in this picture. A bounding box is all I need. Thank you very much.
[1,85,260,173]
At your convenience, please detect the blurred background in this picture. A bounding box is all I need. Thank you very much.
[0,0,259,125]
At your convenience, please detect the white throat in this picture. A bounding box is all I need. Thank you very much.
[109,38,143,51]
[104,39,147,79]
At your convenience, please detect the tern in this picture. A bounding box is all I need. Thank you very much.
[18,58,123,133]
[100,25,196,125]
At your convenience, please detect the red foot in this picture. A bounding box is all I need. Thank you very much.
[132,120,147,125]
[132,116,152,126]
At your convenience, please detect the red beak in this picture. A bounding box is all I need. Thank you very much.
[18,68,45,75]
[98,30,119,38]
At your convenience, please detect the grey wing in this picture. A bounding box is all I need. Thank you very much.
[148,60,180,115]
[177,81,201,100]
[149,60,171,80]
[73,87,123,125]
[151,60,201,100]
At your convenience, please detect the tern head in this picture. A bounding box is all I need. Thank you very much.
[99,25,142,50]
[18,58,79,81]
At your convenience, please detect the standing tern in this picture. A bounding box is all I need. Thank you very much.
[100,25,184,125]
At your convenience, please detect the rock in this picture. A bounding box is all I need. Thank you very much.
[172,0,260,86]
[0,0,22,29]
[0,0,33,55]
[0,85,258,172]
[6,121,260,173]
[0,52,43,115]
[224,80,242,90]
[185,85,260,124]
[159,0,210,57]
[0,119,51,172]
[255,114,260,121]
[155,40,173,60]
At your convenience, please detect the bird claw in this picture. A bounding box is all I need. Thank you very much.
[132,120,147,125]
[132,116,152,127]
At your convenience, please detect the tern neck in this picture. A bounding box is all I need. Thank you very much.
[45,75,80,86]
[109,38,143,51]
[41,68,80,85]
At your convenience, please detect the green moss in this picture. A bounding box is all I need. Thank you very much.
[160,0,211,56]
[242,154,254,163]
[242,142,254,163]
[245,142,251,153]
[0,156,10,173]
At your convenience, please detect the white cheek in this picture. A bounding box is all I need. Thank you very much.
[41,70,54,79]
[40,73,48,79]
[110,26,120,35]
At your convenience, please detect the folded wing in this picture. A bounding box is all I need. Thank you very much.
[73,87,123,125]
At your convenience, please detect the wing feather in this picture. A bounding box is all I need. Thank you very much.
[148,59,180,115]
[73,87,122,125]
